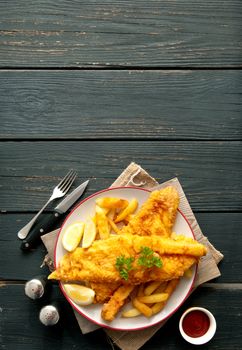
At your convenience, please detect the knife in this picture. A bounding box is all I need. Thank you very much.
[20,180,89,251]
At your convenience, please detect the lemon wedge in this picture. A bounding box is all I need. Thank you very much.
[62,222,85,252]
[82,217,97,248]
[63,284,95,305]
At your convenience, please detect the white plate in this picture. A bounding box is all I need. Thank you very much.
[54,187,196,331]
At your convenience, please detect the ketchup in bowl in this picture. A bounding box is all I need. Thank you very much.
[179,307,216,345]
[182,309,210,338]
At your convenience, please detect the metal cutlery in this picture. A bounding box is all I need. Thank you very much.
[18,169,77,240]
[20,179,89,250]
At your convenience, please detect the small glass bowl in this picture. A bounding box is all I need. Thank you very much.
[179,307,216,345]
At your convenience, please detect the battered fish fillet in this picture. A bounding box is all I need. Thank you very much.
[121,186,179,238]
[99,186,179,314]
[49,234,207,285]
[89,282,120,303]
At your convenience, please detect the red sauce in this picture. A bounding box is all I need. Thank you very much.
[182,310,210,338]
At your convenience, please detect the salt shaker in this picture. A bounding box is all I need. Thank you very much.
[39,303,60,326]
[24,275,48,300]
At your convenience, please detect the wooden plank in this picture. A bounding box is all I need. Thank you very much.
[0,1,241,67]
[0,141,241,211]
[0,213,239,282]
[0,284,109,350]
[147,286,242,350]
[1,70,242,140]
[196,212,240,283]
[0,284,241,349]
[0,214,52,280]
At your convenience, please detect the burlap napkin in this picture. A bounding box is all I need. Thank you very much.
[41,162,223,350]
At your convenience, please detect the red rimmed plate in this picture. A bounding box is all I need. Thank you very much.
[54,187,197,331]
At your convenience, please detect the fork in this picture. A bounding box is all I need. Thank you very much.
[17,169,77,239]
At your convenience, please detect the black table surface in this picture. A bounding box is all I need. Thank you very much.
[0,1,242,349]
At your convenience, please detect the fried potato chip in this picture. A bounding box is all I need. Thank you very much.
[122,308,141,318]
[144,281,162,296]
[107,217,121,234]
[151,279,179,314]
[107,208,116,220]
[96,197,128,209]
[123,214,134,224]
[96,205,110,239]
[151,301,165,314]
[115,198,138,223]
[138,293,169,304]
[133,298,152,318]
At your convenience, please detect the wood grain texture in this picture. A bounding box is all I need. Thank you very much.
[0,1,242,67]
[0,284,108,350]
[0,212,55,280]
[0,0,241,348]
[0,212,238,282]
[146,286,242,350]
[0,284,241,349]
[1,70,242,140]
[0,141,241,211]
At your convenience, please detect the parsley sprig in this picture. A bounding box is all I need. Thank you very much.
[115,247,162,280]
[138,246,162,268]
[115,255,134,280]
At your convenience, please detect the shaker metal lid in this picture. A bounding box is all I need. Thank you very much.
[25,279,45,299]
[39,305,60,326]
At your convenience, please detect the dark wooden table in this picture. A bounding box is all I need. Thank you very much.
[0,1,242,349]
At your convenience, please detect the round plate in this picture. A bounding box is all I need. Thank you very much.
[54,187,196,331]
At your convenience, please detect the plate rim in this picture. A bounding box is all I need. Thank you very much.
[54,186,197,331]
